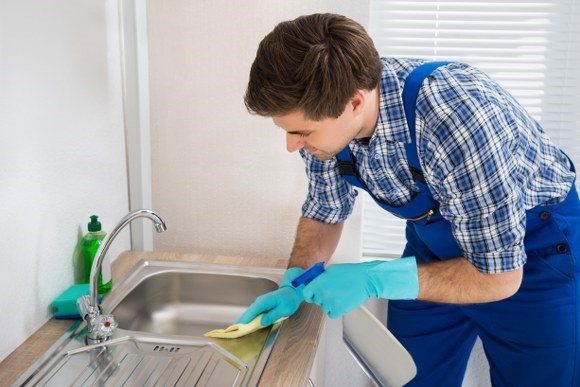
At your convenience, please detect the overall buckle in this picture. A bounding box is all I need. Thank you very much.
[337,160,356,176]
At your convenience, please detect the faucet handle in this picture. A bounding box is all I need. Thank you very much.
[77,294,99,320]
[77,295,118,342]
[93,314,118,339]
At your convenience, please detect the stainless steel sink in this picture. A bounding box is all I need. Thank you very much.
[110,268,278,337]
[14,260,285,386]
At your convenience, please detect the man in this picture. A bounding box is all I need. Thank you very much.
[236,13,579,386]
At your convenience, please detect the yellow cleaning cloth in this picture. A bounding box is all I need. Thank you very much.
[204,314,286,339]
[208,325,269,362]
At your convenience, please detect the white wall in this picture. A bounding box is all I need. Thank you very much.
[148,1,365,260]
[0,1,130,361]
[146,1,488,386]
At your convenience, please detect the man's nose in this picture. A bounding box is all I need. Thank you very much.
[286,133,305,153]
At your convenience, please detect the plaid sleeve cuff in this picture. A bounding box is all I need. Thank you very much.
[466,245,527,274]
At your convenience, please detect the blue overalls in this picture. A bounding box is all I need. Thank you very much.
[336,62,580,386]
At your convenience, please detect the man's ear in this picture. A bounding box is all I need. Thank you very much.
[349,90,365,115]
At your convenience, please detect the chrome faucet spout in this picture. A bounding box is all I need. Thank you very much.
[77,209,167,344]
[89,209,166,307]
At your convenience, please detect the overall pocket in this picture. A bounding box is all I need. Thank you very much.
[525,215,575,280]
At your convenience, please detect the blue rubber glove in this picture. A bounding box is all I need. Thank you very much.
[302,257,419,319]
[235,267,305,327]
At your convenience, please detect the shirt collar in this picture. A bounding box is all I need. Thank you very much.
[371,58,411,144]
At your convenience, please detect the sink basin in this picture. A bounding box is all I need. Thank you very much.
[111,270,277,337]
[14,260,285,386]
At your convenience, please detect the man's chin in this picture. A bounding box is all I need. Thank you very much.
[316,154,334,161]
[304,147,336,161]
[309,150,333,161]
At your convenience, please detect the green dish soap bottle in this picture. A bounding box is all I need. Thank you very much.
[76,215,112,294]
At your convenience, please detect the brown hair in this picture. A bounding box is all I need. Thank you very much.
[244,13,382,121]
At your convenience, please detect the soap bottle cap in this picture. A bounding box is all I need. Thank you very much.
[88,215,102,232]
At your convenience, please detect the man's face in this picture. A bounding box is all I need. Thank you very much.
[273,98,366,161]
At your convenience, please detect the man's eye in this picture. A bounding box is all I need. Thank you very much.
[299,133,308,138]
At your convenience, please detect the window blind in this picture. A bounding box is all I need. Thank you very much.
[363,0,580,258]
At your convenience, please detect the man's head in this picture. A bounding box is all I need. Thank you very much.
[244,13,382,160]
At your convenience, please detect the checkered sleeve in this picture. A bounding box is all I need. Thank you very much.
[418,64,527,274]
[299,149,357,224]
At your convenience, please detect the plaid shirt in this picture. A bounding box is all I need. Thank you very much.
[300,57,575,273]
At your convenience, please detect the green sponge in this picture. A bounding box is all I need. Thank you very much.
[51,284,102,319]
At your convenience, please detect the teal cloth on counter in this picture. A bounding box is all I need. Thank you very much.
[51,284,101,319]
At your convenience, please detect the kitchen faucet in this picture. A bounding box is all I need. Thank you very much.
[77,209,167,344]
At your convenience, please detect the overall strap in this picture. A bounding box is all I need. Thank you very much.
[402,61,451,174]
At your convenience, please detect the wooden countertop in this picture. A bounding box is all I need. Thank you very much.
[0,251,326,387]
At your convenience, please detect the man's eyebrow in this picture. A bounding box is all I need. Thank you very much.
[286,129,312,135]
